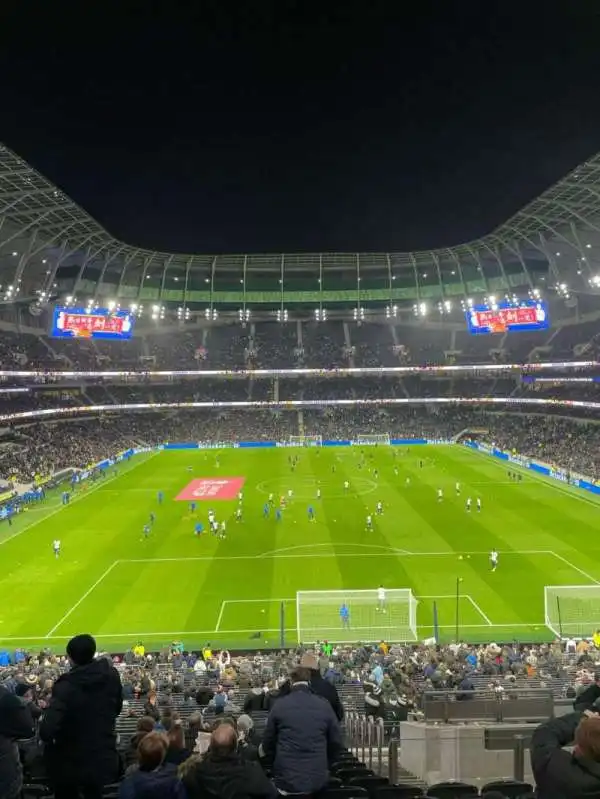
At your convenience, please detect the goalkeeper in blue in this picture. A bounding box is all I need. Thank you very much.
[339,602,350,629]
[194,522,204,537]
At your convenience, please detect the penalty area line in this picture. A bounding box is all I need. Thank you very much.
[466,594,493,626]
[45,561,120,637]
[549,551,600,585]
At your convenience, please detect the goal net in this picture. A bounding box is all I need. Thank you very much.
[544,585,600,637]
[356,433,391,446]
[296,588,418,643]
[288,435,323,447]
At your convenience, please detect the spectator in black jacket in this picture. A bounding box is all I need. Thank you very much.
[531,680,600,799]
[300,653,344,720]
[181,722,276,799]
[0,683,35,799]
[40,634,123,799]
[261,666,342,795]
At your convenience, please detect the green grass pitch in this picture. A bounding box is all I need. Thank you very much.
[1,444,600,653]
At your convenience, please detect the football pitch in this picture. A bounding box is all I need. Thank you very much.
[1,444,600,652]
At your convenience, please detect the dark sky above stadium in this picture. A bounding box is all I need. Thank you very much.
[1,2,600,254]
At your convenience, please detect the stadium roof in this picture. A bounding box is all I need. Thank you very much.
[1,142,600,311]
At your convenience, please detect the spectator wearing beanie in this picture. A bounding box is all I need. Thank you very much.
[40,633,123,799]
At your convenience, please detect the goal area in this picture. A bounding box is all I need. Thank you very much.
[296,588,418,643]
[288,435,322,447]
[544,585,600,637]
[356,433,391,446]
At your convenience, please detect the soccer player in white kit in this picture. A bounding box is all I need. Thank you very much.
[220,521,227,538]
[466,497,472,512]
[490,549,498,572]
[344,480,349,492]
[376,501,383,515]
[405,476,411,487]
[53,539,61,558]
[455,482,460,495]
[437,488,443,502]
[366,514,373,531]
[317,488,321,499]
[477,497,482,512]
[377,584,386,613]
[238,491,243,502]
[287,489,293,500]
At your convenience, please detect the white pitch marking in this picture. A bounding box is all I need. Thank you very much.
[466,594,493,626]
[121,549,558,564]
[45,560,120,637]
[549,551,600,585]
[259,542,413,557]
[215,601,226,632]
[0,451,158,549]
[0,622,545,642]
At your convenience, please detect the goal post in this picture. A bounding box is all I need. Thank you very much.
[356,433,391,446]
[296,588,418,643]
[288,435,323,447]
[544,585,600,638]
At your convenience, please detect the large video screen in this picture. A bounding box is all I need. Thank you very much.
[465,300,549,335]
[50,307,136,340]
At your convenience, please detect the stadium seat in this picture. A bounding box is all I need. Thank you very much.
[335,767,372,782]
[321,788,369,799]
[427,782,478,799]
[22,785,51,799]
[348,775,389,796]
[481,780,533,798]
[376,786,424,799]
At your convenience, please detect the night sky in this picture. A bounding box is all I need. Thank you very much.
[1,1,600,254]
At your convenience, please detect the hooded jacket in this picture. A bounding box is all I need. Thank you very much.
[40,656,123,785]
[0,685,35,799]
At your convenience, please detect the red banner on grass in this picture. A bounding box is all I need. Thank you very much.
[175,477,245,501]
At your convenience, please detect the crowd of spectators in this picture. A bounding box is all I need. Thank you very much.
[1,312,599,373]
[1,404,600,483]
[3,632,600,798]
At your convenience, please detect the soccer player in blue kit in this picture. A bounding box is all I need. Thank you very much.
[194,521,204,537]
[340,602,350,629]
[307,505,315,521]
